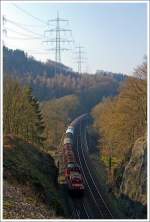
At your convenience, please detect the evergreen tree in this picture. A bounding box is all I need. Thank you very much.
[4,76,45,147]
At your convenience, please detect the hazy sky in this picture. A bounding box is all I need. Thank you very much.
[2,1,147,74]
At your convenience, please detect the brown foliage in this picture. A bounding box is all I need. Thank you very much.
[92,59,147,172]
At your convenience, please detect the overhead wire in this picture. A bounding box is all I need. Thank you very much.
[5,25,52,56]
[6,36,41,40]
[3,6,52,59]
[12,3,47,25]
[6,27,42,39]
[27,52,50,54]
[4,18,45,28]
[5,17,44,37]
[4,5,82,67]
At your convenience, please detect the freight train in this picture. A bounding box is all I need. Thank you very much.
[63,114,88,194]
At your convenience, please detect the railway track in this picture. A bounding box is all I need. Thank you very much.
[79,123,113,218]
[71,200,90,219]
[71,121,113,219]
[76,136,103,218]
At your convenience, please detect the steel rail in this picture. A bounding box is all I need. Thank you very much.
[75,208,80,218]
[76,134,104,218]
[71,207,80,219]
[82,202,90,219]
[80,123,113,219]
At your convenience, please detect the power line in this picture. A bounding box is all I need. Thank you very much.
[3,16,50,56]
[12,3,46,25]
[6,27,41,39]
[25,50,50,54]
[5,18,45,28]
[5,17,43,38]
[43,12,73,74]
[6,36,41,40]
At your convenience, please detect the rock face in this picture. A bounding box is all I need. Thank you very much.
[120,136,147,206]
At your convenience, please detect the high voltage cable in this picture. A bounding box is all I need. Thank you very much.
[5,17,43,37]
[4,7,88,71]
[27,52,50,54]
[5,18,45,28]
[12,3,46,25]
[6,36,41,40]
[6,27,42,39]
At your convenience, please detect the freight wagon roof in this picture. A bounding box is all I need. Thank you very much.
[64,137,73,144]
[70,113,88,127]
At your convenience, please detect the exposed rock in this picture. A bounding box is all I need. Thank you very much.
[120,136,147,206]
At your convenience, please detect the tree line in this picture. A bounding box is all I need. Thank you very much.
[3,46,126,101]
[91,58,147,184]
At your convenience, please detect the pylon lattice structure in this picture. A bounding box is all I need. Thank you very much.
[75,46,86,74]
[44,12,72,73]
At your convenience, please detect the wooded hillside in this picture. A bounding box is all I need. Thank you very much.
[3,47,126,101]
[92,59,147,174]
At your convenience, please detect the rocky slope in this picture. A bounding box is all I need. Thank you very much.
[119,136,147,218]
[120,136,147,205]
[3,134,65,219]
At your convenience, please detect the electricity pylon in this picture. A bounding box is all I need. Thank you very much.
[75,45,86,74]
[44,12,72,74]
